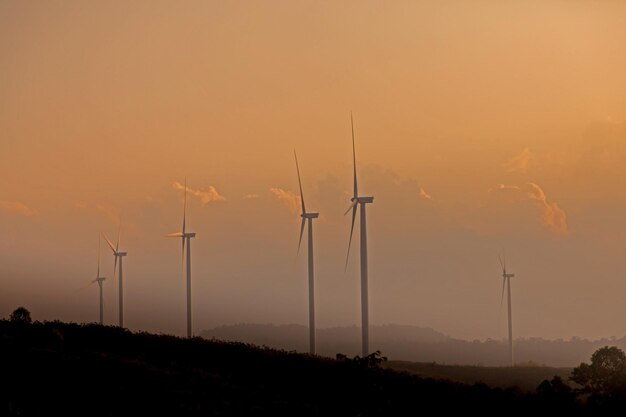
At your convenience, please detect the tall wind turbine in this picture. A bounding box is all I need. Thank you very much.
[103,225,127,328]
[168,178,196,338]
[91,235,106,325]
[499,254,516,367]
[295,150,319,355]
[345,113,374,357]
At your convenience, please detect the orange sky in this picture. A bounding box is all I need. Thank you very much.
[2,1,626,340]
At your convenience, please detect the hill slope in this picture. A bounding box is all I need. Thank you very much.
[386,361,571,392]
[0,320,581,416]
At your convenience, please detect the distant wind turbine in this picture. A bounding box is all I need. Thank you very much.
[344,113,375,357]
[103,225,127,328]
[498,253,516,367]
[91,235,106,325]
[168,178,196,338]
[295,150,319,355]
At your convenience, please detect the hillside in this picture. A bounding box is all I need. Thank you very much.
[201,323,448,354]
[386,361,572,392]
[0,319,583,416]
[202,323,626,367]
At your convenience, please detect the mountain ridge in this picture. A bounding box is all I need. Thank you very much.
[201,323,626,367]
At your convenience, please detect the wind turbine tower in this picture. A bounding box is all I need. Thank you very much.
[104,227,128,328]
[499,254,516,367]
[168,179,196,338]
[345,114,375,357]
[295,150,319,355]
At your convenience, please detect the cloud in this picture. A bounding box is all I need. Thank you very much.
[488,184,521,193]
[489,182,568,236]
[419,187,433,200]
[0,200,39,217]
[526,182,568,236]
[172,182,225,205]
[269,188,300,213]
[503,148,533,173]
[243,194,259,199]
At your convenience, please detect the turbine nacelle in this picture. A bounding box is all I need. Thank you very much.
[301,212,319,219]
[355,196,374,204]
[503,273,515,279]
[116,252,128,257]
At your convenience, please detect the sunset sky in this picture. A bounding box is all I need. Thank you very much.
[2,1,626,341]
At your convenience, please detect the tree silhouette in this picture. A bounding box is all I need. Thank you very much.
[336,350,388,368]
[9,306,32,324]
[571,346,626,396]
[536,376,576,411]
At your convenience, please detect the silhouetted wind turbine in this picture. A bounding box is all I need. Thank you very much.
[168,178,196,338]
[344,113,374,357]
[91,235,106,325]
[499,253,515,367]
[104,225,127,328]
[295,150,319,355]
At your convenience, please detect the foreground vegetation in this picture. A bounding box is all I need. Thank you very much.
[2,310,626,415]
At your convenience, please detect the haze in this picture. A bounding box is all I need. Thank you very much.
[2,1,626,342]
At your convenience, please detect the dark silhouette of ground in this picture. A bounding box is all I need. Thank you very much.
[0,318,620,416]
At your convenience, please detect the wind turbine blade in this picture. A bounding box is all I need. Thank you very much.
[182,237,185,269]
[294,150,306,214]
[75,280,95,292]
[113,256,118,281]
[116,220,121,251]
[167,232,184,237]
[297,218,306,255]
[498,255,504,271]
[345,204,357,271]
[182,177,187,235]
[351,112,358,199]
[97,235,101,278]
[344,200,358,216]
[103,233,116,253]
[500,276,506,309]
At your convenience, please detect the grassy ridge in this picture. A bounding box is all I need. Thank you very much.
[0,320,582,416]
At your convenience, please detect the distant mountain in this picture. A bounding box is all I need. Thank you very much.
[201,323,626,367]
[201,323,448,354]
[201,323,448,357]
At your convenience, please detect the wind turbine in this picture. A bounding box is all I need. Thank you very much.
[344,113,374,357]
[499,253,516,367]
[91,235,106,325]
[168,178,196,338]
[295,150,319,355]
[103,225,127,328]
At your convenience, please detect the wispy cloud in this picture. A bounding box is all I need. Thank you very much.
[173,182,225,205]
[0,200,39,217]
[489,184,522,193]
[490,182,568,236]
[419,187,433,200]
[269,188,300,213]
[243,193,259,199]
[526,182,568,236]
[503,148,533,173]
